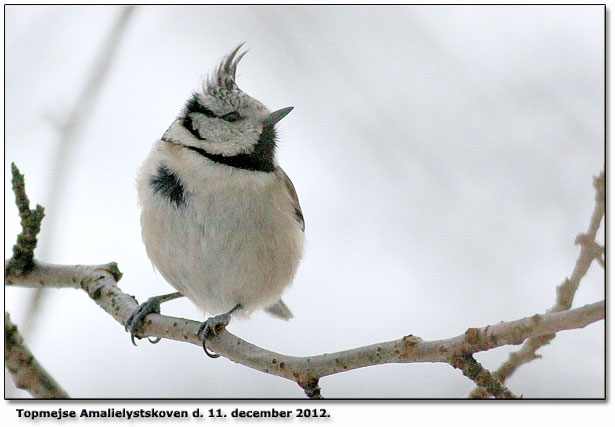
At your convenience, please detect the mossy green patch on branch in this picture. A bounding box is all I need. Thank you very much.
[6,163,46,277]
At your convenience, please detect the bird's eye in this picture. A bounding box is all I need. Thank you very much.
[222,111,242,122]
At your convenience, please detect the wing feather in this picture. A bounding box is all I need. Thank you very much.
[275,167,304,232]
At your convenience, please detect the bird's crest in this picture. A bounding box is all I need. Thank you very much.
[206,44,247,97]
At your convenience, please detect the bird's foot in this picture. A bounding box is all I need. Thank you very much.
[125,292,184,345]
[197,313,232,358]
[198,304,242,358]
[125,297,164,345]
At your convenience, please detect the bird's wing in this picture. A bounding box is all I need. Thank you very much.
[275,166,305,232]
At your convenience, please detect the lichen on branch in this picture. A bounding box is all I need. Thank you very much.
[6,163,45,277]
[5,312,69,398]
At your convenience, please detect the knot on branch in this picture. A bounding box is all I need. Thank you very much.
[103,262,123,282]
[394,334,423,359]
[463,326,499,350]
[574,233,604,267]
[77,264,124,304]
[6,163,45,277]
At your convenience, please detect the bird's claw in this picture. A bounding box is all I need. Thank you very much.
[125,297,162,346]
[197,313,232,358]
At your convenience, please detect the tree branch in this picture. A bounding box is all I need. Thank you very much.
[5,166,604,398]
[450,353,518,399]
[5,312,69,398]
[5,262,604,397]
[470,171,605,398]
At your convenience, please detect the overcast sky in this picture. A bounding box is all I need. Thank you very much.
[4,5,604,399]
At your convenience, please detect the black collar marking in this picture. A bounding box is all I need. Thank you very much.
[167,122,277,173]
[151,164,185,207]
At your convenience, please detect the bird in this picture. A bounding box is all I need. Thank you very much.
[125,44,305,357]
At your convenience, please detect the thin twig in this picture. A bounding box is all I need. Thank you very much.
[25,6,135,336]
[470,171,605,398]
[6,163,45,277]
[5,312,69,398]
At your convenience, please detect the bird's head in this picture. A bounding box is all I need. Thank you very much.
[162,44,293,172]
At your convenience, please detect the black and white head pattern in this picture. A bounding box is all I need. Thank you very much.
[162,44,282,173]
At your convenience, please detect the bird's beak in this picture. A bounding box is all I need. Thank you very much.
[264,107,294,126]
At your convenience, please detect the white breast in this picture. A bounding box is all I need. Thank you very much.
[137,140,304,317]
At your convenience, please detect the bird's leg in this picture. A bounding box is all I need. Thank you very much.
[125,291,184,345]
[198,304,243,358]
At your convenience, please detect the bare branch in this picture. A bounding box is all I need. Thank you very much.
[470,171,605,398]
[5,166,604,397]
[6,261,604,397]
[4,312,69,398]
[556,171,604,311]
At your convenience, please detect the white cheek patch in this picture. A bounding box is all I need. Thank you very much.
[189,115,262,156]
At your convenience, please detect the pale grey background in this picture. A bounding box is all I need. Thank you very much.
[4,5,605,398]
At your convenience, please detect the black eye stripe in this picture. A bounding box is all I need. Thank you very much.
[182,115,203,140]
[185,95,217,118]
[184,95,242,123]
